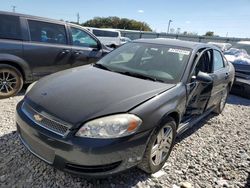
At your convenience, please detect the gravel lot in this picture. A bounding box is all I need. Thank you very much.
[0,91,249,188]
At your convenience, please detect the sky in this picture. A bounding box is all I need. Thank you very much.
[1,0,250,38]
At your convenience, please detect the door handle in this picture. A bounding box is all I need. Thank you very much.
[73,50,84,55]
[225,72,229,80]
[61,49,70,54]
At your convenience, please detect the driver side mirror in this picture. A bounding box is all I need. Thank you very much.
[191,71,213,83]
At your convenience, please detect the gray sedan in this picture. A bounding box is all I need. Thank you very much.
[16,39,235,176]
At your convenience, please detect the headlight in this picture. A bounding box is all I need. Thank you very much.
[25,82,37,95]
[75,114,142,138]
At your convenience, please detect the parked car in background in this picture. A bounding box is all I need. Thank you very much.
[207,42,232,52]
[0,11,111,98]
[85,27,122,48]
[16,39,234,176]
[224,41,250,98]
[120,36,132,45]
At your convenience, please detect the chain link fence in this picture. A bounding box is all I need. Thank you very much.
[120,30,250,45]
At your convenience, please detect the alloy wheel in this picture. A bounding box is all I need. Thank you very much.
[151,125,173,166]
[0,70,18,95]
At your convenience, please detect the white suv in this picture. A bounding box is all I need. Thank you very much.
[85,27,121,48]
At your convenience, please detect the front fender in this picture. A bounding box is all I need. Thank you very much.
[131,83,186,132]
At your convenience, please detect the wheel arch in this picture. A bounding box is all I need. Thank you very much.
[143,110,180,148]
[159,111,180,129]
[110,44,116,48]
[0,61,25,78]
[0,54,32,82]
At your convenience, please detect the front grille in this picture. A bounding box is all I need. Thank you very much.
[22,102,70,136]
[65,161,122,173]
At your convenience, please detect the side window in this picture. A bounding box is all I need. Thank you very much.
[0,15,21,40]
[93,29,119,37]
[194,50,213,75]
[213,50,224,71]
[71,27,98,48]
[28,20,67,44]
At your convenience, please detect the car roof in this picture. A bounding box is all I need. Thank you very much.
[207,42,231,45]
[134,38,215,50]
[84,27,120,33]
[0,10,67,25]
[0,11,91,31]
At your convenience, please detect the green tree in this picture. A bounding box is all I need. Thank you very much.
[205,31,214,36]
[81,17,152,31]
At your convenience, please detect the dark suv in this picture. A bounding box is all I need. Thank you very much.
[0,11,110,98]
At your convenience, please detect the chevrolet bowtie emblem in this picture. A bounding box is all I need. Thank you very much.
[34,114,43,122]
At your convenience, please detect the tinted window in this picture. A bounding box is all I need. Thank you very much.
[28,20,67,44]
[98,43,191,83]
[0,15,21,40]
[93,29,119,37]
[71,27,98,48]
[213,50,224,71]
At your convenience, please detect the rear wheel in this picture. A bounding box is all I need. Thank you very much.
[213,87,229,114]
[110,44,116,49]
[0,65,23,99]
[138,117,176,174]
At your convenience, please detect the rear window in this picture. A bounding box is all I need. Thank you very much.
[0,15,22,40]
[28,20,67,44]
[92,29,119,37]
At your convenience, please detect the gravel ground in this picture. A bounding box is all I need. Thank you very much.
[0,91,249,188]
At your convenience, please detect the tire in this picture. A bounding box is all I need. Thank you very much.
[138,117,177,174]
[213,87,229,114]
[0,64,23,99]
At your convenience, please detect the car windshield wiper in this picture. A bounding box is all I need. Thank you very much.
[93,63,112,71]
[117,71,165,83]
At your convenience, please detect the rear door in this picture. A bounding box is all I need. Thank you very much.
[68,26,103,67]
[185,49,214,116]
[206,50,229,109]
[22,19,72,79]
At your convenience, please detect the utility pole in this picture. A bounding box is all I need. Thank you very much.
[76,12,80,24]
[167,19,173,34]
[11,5,16,13]
[177,28,181,34]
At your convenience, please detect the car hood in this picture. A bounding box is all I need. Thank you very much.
[26,65,175,126]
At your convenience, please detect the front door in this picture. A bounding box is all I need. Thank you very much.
[185,49,214,117]
[23,19,72,79]
[69,26,103,67]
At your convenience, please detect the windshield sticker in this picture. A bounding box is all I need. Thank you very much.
[168,48,190,55]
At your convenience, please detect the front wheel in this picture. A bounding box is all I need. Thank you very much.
[138,117,176,174]
[110,44,116,49]
[0,65,23,99]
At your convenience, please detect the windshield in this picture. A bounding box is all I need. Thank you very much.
[96,42,191,83]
